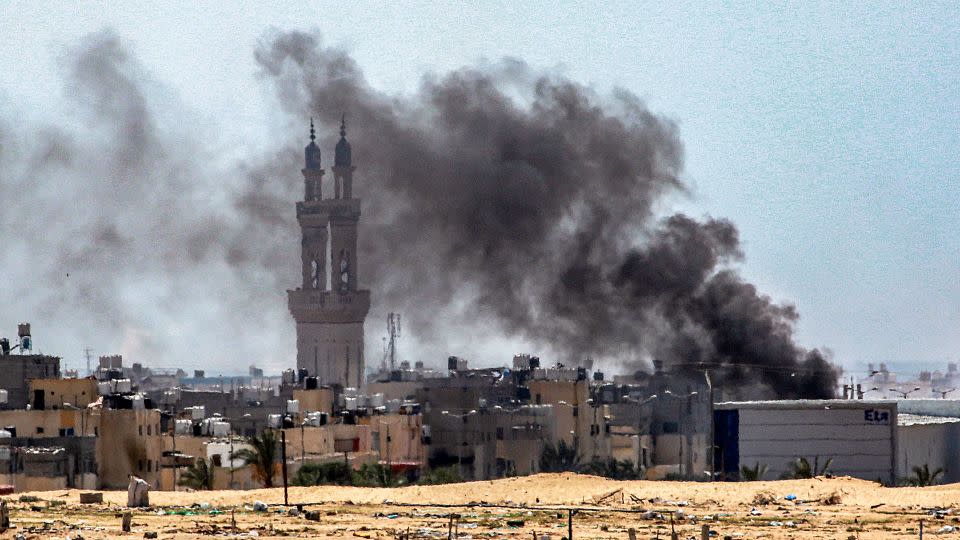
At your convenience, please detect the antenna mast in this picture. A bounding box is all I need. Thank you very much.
[83,347,93,377]
[386,313,401,370]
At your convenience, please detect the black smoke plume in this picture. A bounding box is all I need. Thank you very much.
[0,29,838,398]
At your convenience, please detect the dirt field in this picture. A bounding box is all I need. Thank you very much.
[2,473,957,539]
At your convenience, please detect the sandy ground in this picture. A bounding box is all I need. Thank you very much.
[2,473,958,539]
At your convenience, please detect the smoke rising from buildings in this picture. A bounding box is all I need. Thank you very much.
[0,29,838,398]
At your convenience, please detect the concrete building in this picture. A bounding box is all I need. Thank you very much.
[0,437,97,491]
[288,118,370,388]
[0,406,162,489]
[29,378,99,409]
[603,364,713,479]
[0,353,60,408]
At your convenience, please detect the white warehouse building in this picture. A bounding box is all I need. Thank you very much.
[714,400,960,485]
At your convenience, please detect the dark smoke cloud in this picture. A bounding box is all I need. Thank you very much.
[0,28,838,397]
[253,30,837,398]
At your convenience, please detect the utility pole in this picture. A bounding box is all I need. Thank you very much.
[281,430,289,506]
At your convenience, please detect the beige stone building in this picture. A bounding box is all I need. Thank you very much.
[29,378,99,409]
[0,407,162,489]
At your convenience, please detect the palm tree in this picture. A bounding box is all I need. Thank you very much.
[539,440,580,473]
[179,457,214,490]
[740,462,768,481]
[788,456,833,479]
[230,429,280,488]
[909,464,944,487]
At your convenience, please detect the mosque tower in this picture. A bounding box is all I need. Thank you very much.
[288,116,370,388]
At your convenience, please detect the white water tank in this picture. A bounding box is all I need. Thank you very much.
[211,421,230,437]
[113,379,132,393]
[174,419,192,435]
[345,397,358,411]
[369,393,385,408]
[286,400,300,414]
[0,389,7,404]
[190,406,205,420]
[98,382,112,395]
[267,414,282,429]
[0,429,10,438]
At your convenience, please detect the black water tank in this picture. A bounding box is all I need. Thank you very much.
[305,376,318,390]
[448,356,458,370]
[529,357,540,369]
[297,368,308,383]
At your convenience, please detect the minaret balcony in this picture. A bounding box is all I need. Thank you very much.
[287,288,371,323]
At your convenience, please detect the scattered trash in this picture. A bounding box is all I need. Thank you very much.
[506,519,525,527]
[305,510,321,521]
[386,513,399,519]
[752,491,777,505]
[252,501,268,512]
[939,525,956,534]
[821,491,842,505]
[784,494,797,501]
[769,521,783,527]
[287,508,300,517]
[750,508,762,516]
[144,532,158,539]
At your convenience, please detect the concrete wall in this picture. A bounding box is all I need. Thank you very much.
[897,421,960,484]
[98,409,163,489]
[0,409,98,437]
[292,388,335,414]
[366,413,424,465]
[0,354,60,408]
[29,378,99,409]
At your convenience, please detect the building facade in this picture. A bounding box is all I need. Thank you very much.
[288,118,370,388]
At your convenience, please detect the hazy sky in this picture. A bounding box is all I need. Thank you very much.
[2,2,958,374]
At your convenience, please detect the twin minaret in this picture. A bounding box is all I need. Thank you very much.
[288,116,370,389]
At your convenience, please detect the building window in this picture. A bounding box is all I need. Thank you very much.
[36,427,44,434]
[147,425,151,436]
[663,422,679,434]
[138,460,143,471]
[496,427,504,441]
[139,426,143,436]
[147,460,152,472]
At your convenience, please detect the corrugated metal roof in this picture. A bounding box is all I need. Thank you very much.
[898,413,960,426]
[716,399,898,410]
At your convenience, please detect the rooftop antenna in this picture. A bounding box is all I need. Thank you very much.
[386,313,401,371]
[84,347,93,377]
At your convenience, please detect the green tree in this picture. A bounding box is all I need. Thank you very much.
[539,441,580,473]
[908,464,944,487]
[178,457,214,490]
[418,465,463,485]
[352,463,399,487]
[292,462,353,486]
[740,462,768,481]
[580,459,641,480]
[230,429,280,488]
[787,456,832,479]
